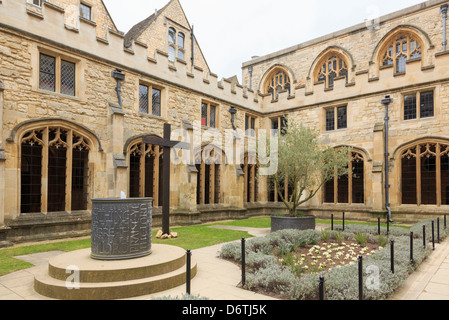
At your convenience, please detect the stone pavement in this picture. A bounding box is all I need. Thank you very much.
[0,224,448,300]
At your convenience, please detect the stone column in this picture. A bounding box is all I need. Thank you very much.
[109,103,127,198]
[372,122,385,212]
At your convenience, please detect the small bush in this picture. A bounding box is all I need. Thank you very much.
[219,218,446,300]
[354,232,369,246]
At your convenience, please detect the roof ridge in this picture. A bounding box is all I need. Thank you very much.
[123,0,173,48]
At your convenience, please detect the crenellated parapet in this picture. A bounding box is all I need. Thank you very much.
[0,0,260,112]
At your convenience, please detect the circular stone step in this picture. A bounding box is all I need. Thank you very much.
[47,245,186,283]
[34,244,197,300]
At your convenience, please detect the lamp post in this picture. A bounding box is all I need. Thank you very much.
[381,95,393,223]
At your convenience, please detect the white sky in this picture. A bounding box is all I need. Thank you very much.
[103,0,427,82]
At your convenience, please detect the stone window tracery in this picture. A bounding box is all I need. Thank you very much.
[128,140,164,207]
[264,69,291,100]
[196,146,223,205]
[324,152,365,205]
[401,142,449,206]
[20,127,91,214]
[381,34,422,73]
[316,55,348,88]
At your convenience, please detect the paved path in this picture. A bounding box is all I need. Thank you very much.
[0,224,448,300]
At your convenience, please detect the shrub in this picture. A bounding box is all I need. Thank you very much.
[219,218,446,300]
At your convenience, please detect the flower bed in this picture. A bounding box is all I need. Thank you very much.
[219,218,449,300]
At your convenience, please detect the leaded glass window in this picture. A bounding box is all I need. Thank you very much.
[61,60,76,96]
[420,91,434,118]
[326,109,335,131]
[401,142,449,206]
[152,88,161,117]
[337,106,347,129]
[403,90,434,120]
[80,3,91,20]
[404,94,417,120]
[39,52,77,96]
[139,84,149,114]
[325,106,347,131]
[39,53,56,92]
[128,142,164,206]
[317,55,348,88]
[20,127,91,214]
[168,28,186,61]
[381,34,422,73]
[265,69,291,100]
[201,102,217,128]
[324,152,365,204]
[139,84,162,116]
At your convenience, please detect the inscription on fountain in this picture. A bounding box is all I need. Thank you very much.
[90,198,153,260]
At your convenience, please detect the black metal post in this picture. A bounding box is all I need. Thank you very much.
[437,218,440,244]
[186,249,191,295]
[342,212,345,231]
[241,238,246,287]
[162,123,171,235]
[331,214,334,231]
[378,217,381,235]
[390,240,395,274]
[382,95,394,224]
[423,225,426,249]
[319,276,325,300]
[358,256,363,301]
[432,220,435,250]
[410,232,414,263]
[387,218,390,236]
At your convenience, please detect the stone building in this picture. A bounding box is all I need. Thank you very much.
[0,0,448,243]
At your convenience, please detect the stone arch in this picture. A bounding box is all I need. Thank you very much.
[393,137,449,206]
[258,64,295,99]
[15,119,99,214]
[194,143,226,205]
[8,118,102,151]
[323,145,367,205]
[371,25,433,71]
[308,46,355,82]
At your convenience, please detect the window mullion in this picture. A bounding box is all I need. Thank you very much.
[417,145,422,206]
[437,143,442,206]
[348,159,353,205]
[65,130,73,212]
[41,127,49,214]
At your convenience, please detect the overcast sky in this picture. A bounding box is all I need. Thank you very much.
[104,0,426,82]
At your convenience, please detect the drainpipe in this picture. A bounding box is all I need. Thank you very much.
[229,107,237,131]
[191,25,195,68]
[381,95,393,223]
[111,69,125,108]
[441,4,448,51]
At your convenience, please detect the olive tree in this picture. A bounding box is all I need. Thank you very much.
[266,120,351,217]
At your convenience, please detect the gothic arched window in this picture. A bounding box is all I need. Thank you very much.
[128,140,164,206]
[265,68,291,100]
[381,34,422,73]
[401,142,449,206]
[20,127,91,213]
[316,55,348,88]
[324,152,365,204]
[196,146,223,205]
